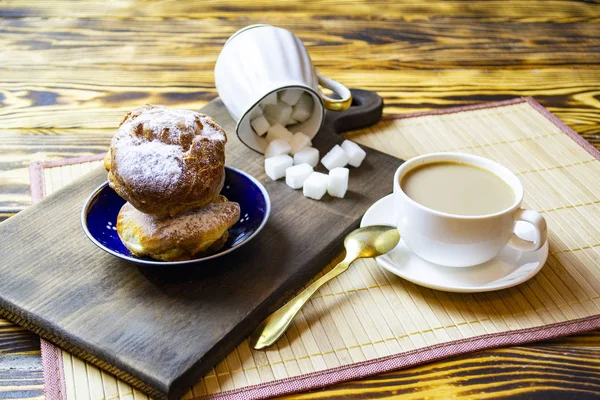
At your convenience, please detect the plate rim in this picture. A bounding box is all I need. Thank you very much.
[361,194,549,293]
[81,165,271,266]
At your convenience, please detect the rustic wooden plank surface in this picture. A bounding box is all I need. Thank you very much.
[0,0,599,399]
[1,1,599,22]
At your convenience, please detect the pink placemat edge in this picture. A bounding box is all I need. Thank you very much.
[41,339,67,400]
[522,97,600,160]
[30,173,72,400]
[382,97,526,120]
[29,153,106,203]
[29,98,598,400]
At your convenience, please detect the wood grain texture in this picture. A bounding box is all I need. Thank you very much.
[1,17,598,68]
[0,0,599,399]
[0,318,43,400]
[0,321,40,355]
[0,368,44,400]
[281,344,600,399]
[1,1,599,22]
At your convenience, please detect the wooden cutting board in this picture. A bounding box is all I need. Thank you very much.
[0,90,402,399]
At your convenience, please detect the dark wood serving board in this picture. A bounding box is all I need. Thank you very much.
[0,90,402,399]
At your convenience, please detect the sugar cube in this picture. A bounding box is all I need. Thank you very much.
[328,167,349,198]
[260,92,278,108]
[303,172,329,200]
[250,114,270,136]
[262,104,279,125]
[291,93,313,123]
[265,139,291,158]
[293,147,319,167]
[289,132,312,155]
[266,124,293,142]
[263,103,293,126]
[321,145,348,170]
[249,105,263,119]
[285,163,313,189]
[265,155,293,180]
[341,140,367,167]
[279,89,304,106]
[278,103,293,124]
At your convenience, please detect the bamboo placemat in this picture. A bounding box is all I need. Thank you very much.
[29,98,600,400]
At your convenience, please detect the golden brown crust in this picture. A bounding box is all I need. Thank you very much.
[116,196,240,261]
[103,150,111,171]
[107,105,227,217]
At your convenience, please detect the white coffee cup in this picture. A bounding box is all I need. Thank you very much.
[393,152,547,267]
[214,24,352,154]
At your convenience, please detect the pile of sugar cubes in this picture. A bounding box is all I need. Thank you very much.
[250,89,313,136]
[258,89,367,201]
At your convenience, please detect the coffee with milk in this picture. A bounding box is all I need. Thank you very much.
[400,161,515,216]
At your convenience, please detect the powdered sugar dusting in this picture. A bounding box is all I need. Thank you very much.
[125,198,239,241]
[115,106,225,145]
[198,115,226,141]
[115,140,182,193]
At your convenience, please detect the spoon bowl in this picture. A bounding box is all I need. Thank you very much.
[250,225,400,349]
[344,225,401,259]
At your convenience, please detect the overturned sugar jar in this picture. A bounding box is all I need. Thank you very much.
[214,24,352,154]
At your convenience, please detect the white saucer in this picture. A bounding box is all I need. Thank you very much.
[360,195,548,293]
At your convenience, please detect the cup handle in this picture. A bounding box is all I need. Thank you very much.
[509,209,547,252]
[316,71,352,112]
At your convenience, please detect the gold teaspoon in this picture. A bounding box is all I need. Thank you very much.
[250,225,400,350]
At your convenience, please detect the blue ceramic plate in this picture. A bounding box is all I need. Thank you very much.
[81,166,270,266]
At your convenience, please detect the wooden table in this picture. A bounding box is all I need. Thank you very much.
[1,1,599,398]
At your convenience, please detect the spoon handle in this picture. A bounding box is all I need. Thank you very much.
[250,253,356,349]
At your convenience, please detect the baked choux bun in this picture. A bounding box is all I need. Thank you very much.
[117,195,240,261]
[107,105,227,217]
[103,151,111,171]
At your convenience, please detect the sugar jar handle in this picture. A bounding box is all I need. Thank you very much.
[509,209,547,252]
[316,71,352,112]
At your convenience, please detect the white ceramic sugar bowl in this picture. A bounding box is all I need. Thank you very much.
[215,24,352,153]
